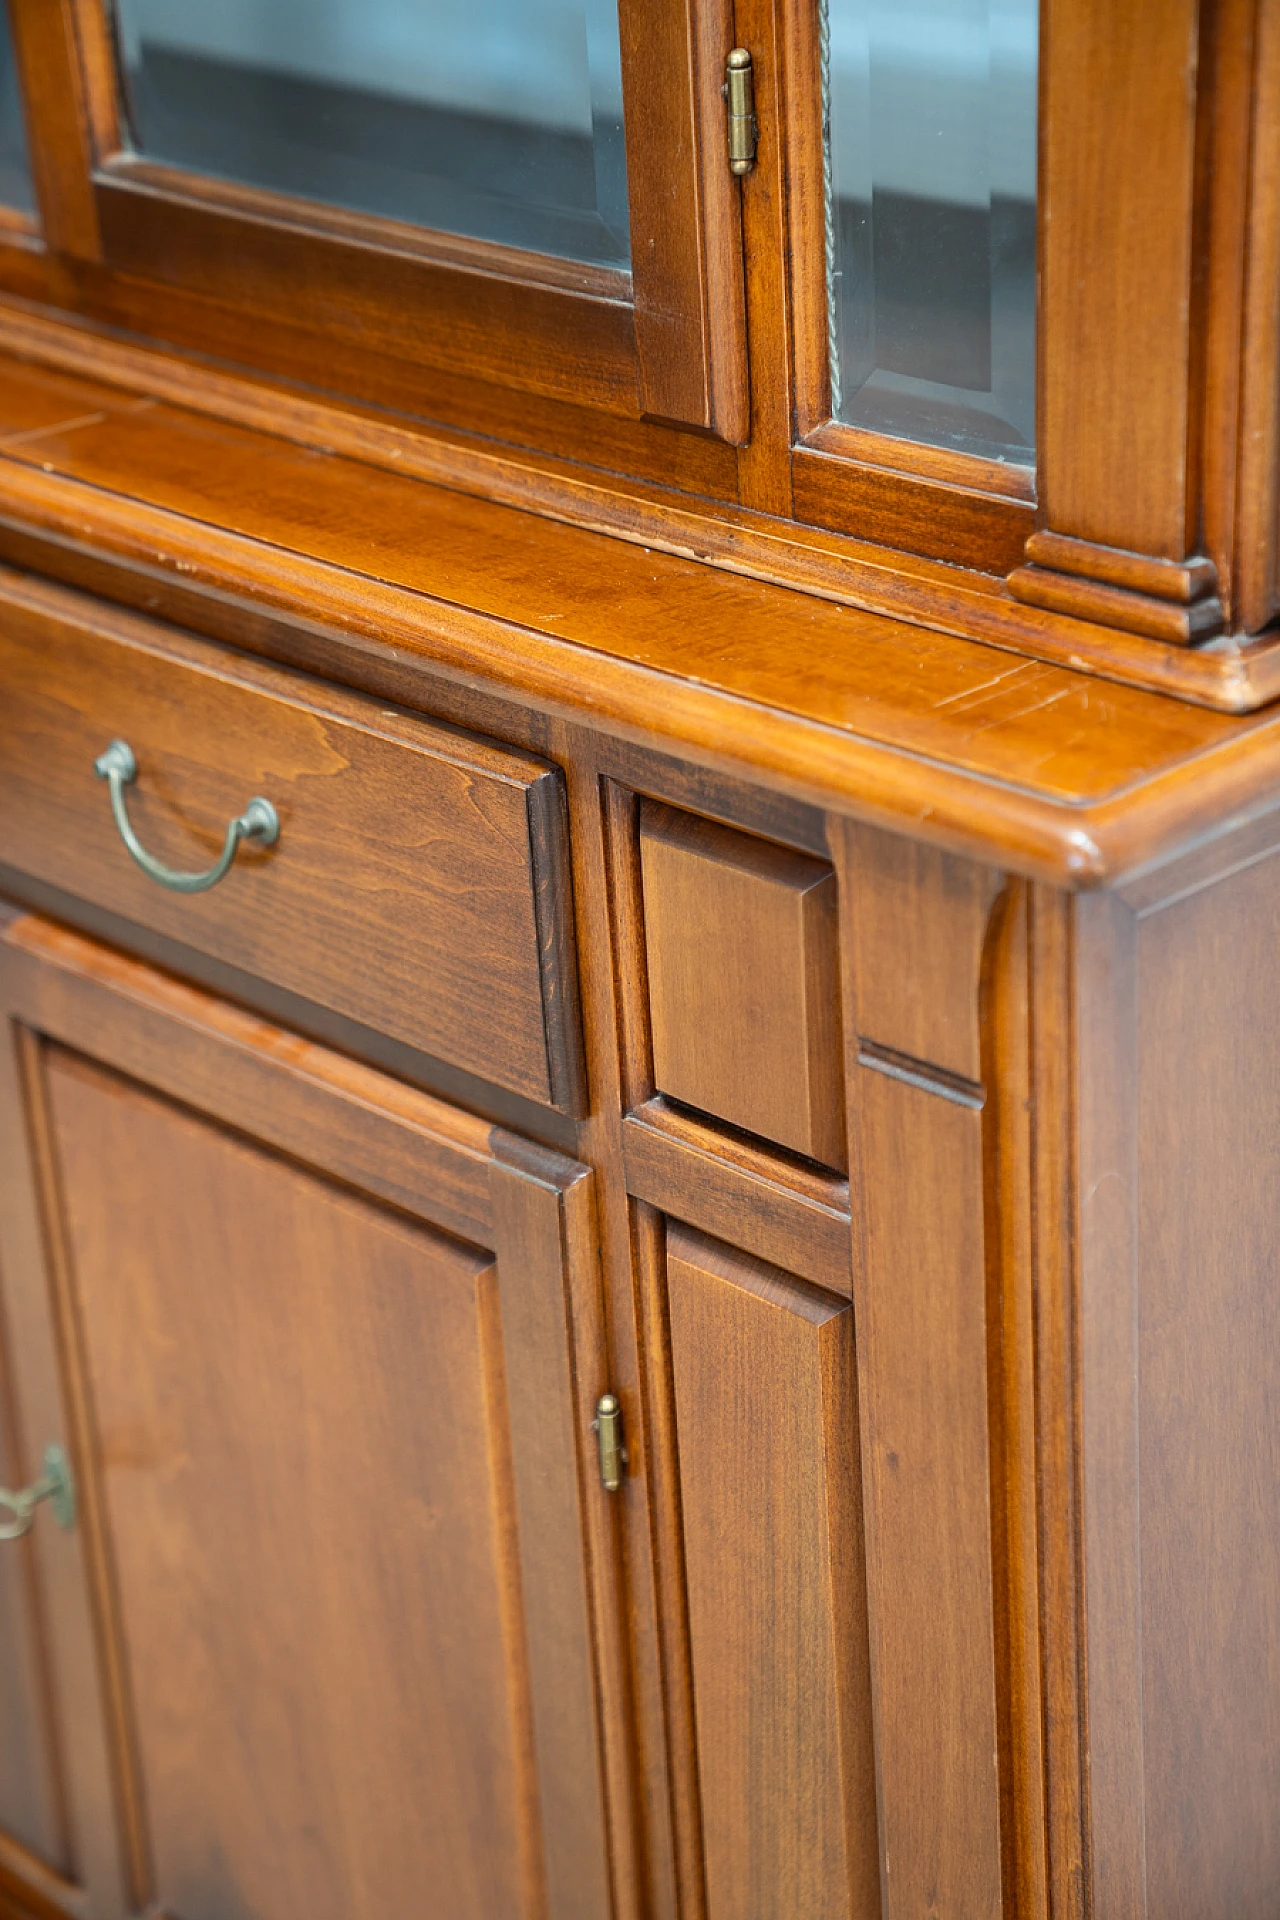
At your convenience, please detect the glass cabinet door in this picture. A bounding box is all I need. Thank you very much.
[0,0,33,214]
[112,0,629,266]
[823,0,1038,464]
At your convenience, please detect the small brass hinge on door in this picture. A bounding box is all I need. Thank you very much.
[592,1394,626,1492]
[724,49,758,176]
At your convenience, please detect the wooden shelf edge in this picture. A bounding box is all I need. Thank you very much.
[0,302,1277,715]
[0,460,1278,893]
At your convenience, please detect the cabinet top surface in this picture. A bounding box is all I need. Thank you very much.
[0,334,1276,891]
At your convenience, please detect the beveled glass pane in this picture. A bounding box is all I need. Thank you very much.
[824,0,1037,464]
[112,0,629,267]
[0,1,34,215]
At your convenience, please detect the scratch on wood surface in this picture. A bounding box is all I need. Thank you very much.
[928,660,1042,711]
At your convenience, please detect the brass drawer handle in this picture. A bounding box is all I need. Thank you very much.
[94,739,279,894]
[0,1445,76,1542]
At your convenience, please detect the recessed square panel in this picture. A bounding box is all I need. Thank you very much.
[639,801,846,1169]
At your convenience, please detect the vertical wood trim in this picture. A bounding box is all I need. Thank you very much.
[0,1015,130,1920]
[18,1031,152,1914]
[849,1070,1004,1920]
[1073,892,1148,1920]
[618,0,748,441]
[556,747,680,1920]
[1192,0,1258,622]
[476,1265,550,1920]
[599,766,708,1919]
[487,1153,614,1920]
[628,1203,709,1920]
[733,0,798,515]
[1027,887,1088,1920]
[525,769,589,1118]
[980,884,1049,1920]
[556,1164,638,1920]
[8,0,105,258]
[0,1270,70,1879]
[833,816,1007,1919]
[1231,0,1280,633]
[1039,0,1201,558]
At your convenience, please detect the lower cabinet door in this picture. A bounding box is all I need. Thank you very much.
[663,1223,882,1920]
[0,914,612,1920]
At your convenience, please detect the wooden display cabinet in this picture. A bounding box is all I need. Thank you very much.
[0,2,1278,1917]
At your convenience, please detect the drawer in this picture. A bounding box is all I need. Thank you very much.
[0,577,583,1111]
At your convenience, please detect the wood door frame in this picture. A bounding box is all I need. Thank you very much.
[4,0,749,442]
[0,912,625,1920]
[778,0,1280,630]
[779,0,1037,576]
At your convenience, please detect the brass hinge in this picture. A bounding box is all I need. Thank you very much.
[724,48,758,176]
[592,1394,626,1492]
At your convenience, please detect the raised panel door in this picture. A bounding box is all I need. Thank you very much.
[0,914,612,1920]
[664,1223,880,1919]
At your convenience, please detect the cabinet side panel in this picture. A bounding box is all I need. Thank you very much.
[665,1226,879,1920]
[1132,856,1280,1915]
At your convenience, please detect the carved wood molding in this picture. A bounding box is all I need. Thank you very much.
[1009,532,1225,648]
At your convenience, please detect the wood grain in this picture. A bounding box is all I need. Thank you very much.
[0,915,615,1920]
[1230,0,1280,633]
[665,1227,878,1920]
[49,1046,538,1919]
[0,1335,66,1875]
[1072,830,1280,1916]
[639,801,845,1166]
[1132,853,1280,1917]
[1039,0,1201,559]
[488,1148,613,1920]
[7,299,1280,710]
[622,1095,852,1294]
[95,166,641,419]
[837,817,1007,1918]
[0,582,583,1110]
[7,0,102,260]
[618,0,747,440]
[0,411,1276,880]
[835,819,1003,1084]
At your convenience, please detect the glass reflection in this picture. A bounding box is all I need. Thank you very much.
[112,0,629,267]
[0,1,34,214]
[824,0,1037,464]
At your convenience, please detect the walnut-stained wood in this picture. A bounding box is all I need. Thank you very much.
[835,821,1003,1086]
[622,1095,852,1294]
[1037,0,1201,566]
[664,1225,878,1920]
[835,817,1009,1919]
[1008,548,1223,648]
[4,9,1280,1909]
[0,576,584,1112]
[0,0,1277,682]
[14,0,748,445]
[1069,824,1280,1918]
[616,0,748,441]
[0,915,613,1920]
[0,1355,65,1881]
[4,394,1280,890]
[4,301,1280,711]
[53,1049,542,1919]
[639,801,845,1166]
[779,0,1037,577]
